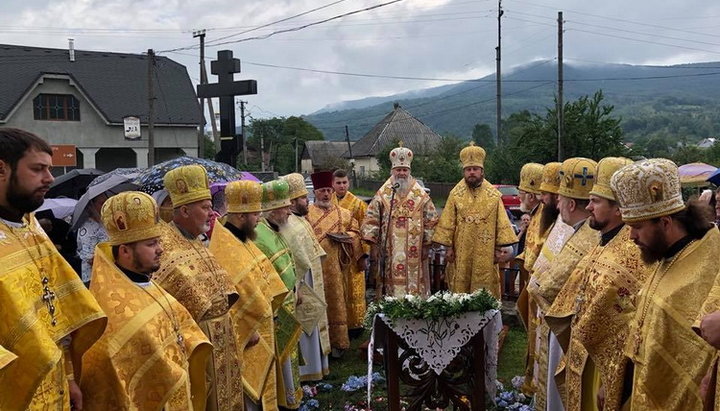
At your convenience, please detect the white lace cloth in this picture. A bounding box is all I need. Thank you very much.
[367,310,502,404]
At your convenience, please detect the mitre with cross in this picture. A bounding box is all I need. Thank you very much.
[558,157,598,200]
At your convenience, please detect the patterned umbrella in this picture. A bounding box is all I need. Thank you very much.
[678,162,716,187]
[88,168,142,188]
[135,157,248,194]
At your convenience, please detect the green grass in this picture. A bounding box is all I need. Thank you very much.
[303,325,528,409]
[497,326,528,384]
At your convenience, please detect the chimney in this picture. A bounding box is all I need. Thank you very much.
[68,38,75,62]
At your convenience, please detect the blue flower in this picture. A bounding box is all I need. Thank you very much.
[498,400,509,407]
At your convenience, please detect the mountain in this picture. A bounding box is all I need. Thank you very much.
[302,60,720,143]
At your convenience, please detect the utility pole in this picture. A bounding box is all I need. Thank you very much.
[193,29,206,157]
[239,100,247,165]
[147,49,156,167]
[260,133,266,172]
[294,137,299,172]
[345,125,356,186]
[495,0,503,145]
[557,11,564,161]
[198,47,219,154]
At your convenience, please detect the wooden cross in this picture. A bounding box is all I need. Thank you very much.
[197,50,258,167]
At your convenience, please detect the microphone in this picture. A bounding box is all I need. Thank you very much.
[391,182,400,190]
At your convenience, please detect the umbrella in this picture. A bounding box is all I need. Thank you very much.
[70,174,140,231]
[707,168,720,186]
[678,162,717,187]
[135,156,254,194]
[35,198,78,219]
[88,168,142,188]
[47,168,105,199]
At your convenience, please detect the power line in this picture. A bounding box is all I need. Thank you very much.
[158,0,405,53]
[568,27,720,56]
[204,0,349,46]
[510,0,720,40]
[565,19,720,48]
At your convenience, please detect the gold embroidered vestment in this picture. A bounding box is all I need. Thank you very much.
[81,244,212,410]
[433,179,517,297]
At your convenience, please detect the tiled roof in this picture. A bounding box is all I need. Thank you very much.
[0,43,201,124]
[345,103,442,157]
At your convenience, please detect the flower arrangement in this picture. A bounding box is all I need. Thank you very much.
[341,372,385,392]
[299,383,333,411]
[364,289,500,328]
[493,377,534,410]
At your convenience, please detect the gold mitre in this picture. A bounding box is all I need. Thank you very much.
[390,141,413,169]
[539,162,562,194]
[164,164,211,208]
[558,157,598,200]
[226,180,263,214]
[282,173,309,200]
[261,179,291,211]
[101,191,162,246]
[518,163,543,194]
[589,157,633,201]
[610,158,685,223]
[459,141,486,169]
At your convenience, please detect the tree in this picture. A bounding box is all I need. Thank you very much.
[246,116,325,173]
[472,123,495,149]
[485,91,628,184]
[373,136,464,183]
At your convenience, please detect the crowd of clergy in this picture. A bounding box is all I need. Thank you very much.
[3,124,720,410]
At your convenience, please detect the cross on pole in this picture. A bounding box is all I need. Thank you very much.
[196,50,257,168]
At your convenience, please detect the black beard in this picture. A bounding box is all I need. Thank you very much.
[7,173,46,214]
[464,176,483,188]
[293,203,308,216]
[588,216,607,231]
[638,233,669,265]
[235,219,257,242]
[539,200,559,234]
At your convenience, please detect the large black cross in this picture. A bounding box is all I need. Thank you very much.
[197,50,257,168]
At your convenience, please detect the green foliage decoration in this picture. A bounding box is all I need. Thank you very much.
[364,289,500,329]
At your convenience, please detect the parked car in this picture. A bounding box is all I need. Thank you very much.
[494,184,521,214]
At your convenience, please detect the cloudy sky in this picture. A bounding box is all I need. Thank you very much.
[3,0,720,118]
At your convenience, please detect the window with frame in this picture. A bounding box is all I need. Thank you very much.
[33,94,81,121]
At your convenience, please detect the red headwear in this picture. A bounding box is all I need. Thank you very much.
[311,171,334,190]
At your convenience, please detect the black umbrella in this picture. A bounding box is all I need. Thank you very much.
[47,168,105,199]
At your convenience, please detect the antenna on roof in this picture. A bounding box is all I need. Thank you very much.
[68,38,75,62]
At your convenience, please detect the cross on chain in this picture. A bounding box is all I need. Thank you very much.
[574,167,594,186]
[41,277,57,326]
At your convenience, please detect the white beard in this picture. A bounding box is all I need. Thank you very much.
[393,176,410,196]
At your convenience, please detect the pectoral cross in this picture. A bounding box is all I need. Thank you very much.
[41,277,57,326]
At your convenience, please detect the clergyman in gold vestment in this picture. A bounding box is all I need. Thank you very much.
[362,143,439,297]
[211,180,291,410]
[154,165,243,411]
[307,171,364,354]
[280,173,331,380]
[0,128,107,410]
[82,191,212,410]
[611,158,719,410]
[545,157,647,411]
[433,142,517,297]
[517,162,561,396]
[331,168,369,331]
[527,157,600,411]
